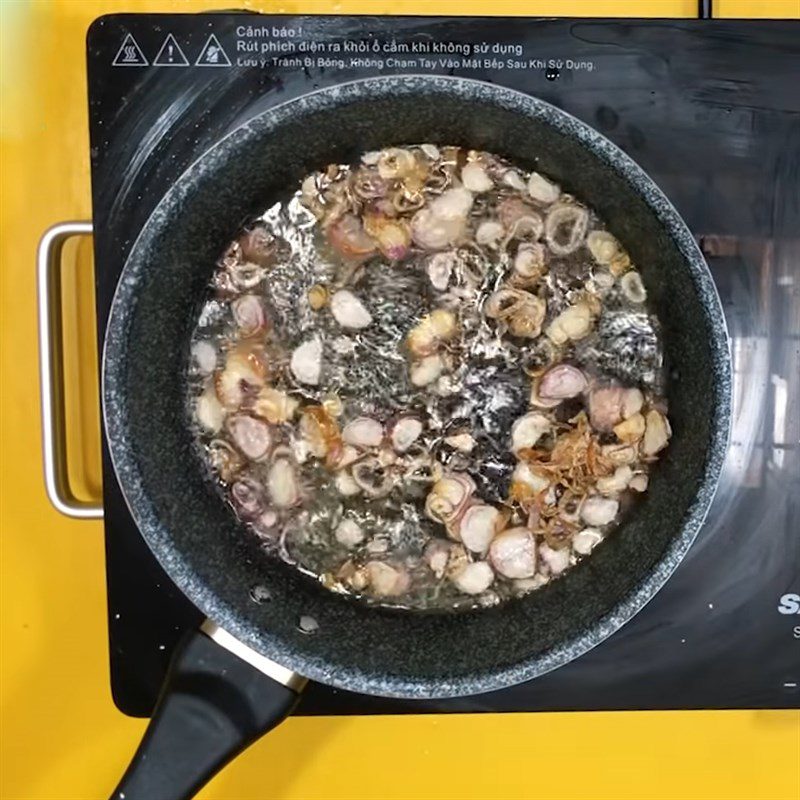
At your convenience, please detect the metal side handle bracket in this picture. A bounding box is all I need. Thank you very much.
[37,221,103,519]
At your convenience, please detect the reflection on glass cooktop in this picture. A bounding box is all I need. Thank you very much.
[86,14,800,716]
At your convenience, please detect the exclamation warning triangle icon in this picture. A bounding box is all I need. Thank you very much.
[112,33,148,66]
[153,33,189,67]
[196,34,231,67]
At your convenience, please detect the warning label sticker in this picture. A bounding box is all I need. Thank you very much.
[112,33,148,67]
[196,34,231,67]
[152,34,189,67]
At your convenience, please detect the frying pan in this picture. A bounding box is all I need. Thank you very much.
[45,76,732,799]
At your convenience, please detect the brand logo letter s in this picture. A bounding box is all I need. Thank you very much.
[778,593,800,614]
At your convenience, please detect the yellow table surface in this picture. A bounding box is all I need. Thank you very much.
[2,1,799,798]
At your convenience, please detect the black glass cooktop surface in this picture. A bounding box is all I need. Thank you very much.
[86,13,800,717]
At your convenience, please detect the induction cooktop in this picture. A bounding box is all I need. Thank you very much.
[86,12,800,717]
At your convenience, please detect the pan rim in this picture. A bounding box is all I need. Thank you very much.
[102,74,732,698]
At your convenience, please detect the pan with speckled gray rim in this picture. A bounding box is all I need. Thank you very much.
[103,75,731,698]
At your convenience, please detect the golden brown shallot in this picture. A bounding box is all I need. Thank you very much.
[406,309,457,357]
[586,231,620,266]
[299,405,341,460]
[600,443,638,466]
[642,410,671,456]
[507,297,546,339]
[253,387,299,425]
[215,345,268,410]
[307,284,329,311]
[545,301,593,344]
[319,393,342,418]
[622,388,644,419]
[542,517,574,550]
[586,231,632,276]
[613,412,646,444]
[337,560,368,591]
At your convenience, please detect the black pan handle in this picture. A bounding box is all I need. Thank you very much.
[110,622,306,800]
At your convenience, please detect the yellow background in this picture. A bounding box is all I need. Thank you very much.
[2,1,799,798]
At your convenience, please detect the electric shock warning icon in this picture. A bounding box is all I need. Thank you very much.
[196,34,231,67]
[112,33,149,66]
[153,33,189,66]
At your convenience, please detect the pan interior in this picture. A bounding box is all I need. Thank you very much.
[105,77,728,696]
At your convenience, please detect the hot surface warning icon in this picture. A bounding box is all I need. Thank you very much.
[153,34,189,67]
[112,33,149,67]
[196,34,231,67]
